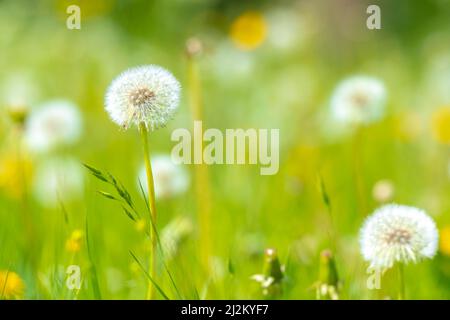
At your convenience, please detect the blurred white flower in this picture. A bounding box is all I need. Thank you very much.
[105,65,180,130]
[161,216,193,260]
[330,76,387,125]
[208,43,254,82]
[266,9,305,51]
[138,154,189,199]
[372,179,395,203]
[33,157,84,207]
[360,204,438,270]
[24,100,82,153]
[1,73,39,109]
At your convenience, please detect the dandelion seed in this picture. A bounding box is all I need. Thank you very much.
[0,270,25,300]
[24,100,82,153]
[33,157,84,208]
[330,76,387,125]
[138,154,189,199]
[360,204,438,270]
[105,65,181,130]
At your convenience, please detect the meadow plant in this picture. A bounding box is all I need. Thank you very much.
[360,204,439,299]
[105,65,181,299]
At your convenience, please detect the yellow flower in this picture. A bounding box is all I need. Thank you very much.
[393,112,422,142]
[230,11,267,51]
[0,154,33,199]
[65,229,84,253]
[135,218,147,233]
[0,270,25,300]
[432,106,450,144]
[440,226,450,256]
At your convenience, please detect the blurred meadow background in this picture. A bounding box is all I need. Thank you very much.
[1,0,450,299]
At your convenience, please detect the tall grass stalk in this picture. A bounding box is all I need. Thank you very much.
[186,40,213,272]
[139,122,158,299]
[352,127,368,215]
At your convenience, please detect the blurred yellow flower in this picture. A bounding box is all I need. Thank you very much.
[0,270,25,300]
[393,112,423,142]
[0,154,33,199]
[135,218,146,233]
[65,229,84,253]
[440,226,450,256]
[230,11,267,51]
[432,106,450,144]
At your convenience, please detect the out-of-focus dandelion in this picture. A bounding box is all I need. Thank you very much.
[440,226,450,257]
[0,270,25,300]
[105,65,181,300]
[251,248,284,298]
[360,204,438,299]
[24,100,82,153]
[315,250,339,300]
[1,73,38,112]
[65,229,84,253]
[372,179,395,203]
[266,8,306,51]
[330,76,387,125]
[32,157,84,208]
[138,155,189,199]
[161,216,193,261]
[230,11,267,51]
[105,65,180,130]
[431,106,450,144]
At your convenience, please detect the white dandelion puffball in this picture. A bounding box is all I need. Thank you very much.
[138,154,189,199]
[330,76,387,125]
[360,204,438,270]
[105,65,181,130]
[33,158,84,208]
[25,100,82,153]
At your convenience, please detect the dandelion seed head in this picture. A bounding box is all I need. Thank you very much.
[360,204,438,270]
[24,100,82,153]
[105,65,181,130]
[330,76,387,125]
[138,154,189,199]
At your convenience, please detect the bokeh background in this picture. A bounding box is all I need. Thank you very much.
[1,0,450,299]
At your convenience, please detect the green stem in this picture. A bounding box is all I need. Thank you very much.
[397,263,405,300]
[139,122,157,300]
[187,53,212,272]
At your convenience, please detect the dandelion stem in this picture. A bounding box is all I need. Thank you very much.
[139,122,158,300]
[187,43,212,273]
[352,126,368,215]
[397,263,405,300]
